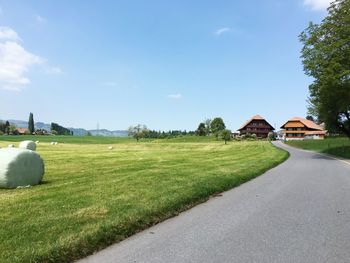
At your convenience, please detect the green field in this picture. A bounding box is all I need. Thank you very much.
[0,136,288,262]
[286,137,350,159]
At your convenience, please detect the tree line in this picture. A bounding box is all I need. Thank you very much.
[300,0,350,138]
[128,117,232,144]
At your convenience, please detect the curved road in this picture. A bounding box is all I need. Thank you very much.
[80,142,350,263]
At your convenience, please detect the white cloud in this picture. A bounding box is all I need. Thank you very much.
[214,27,231,36]
[0,27,44,91]
[45,66,63,75]
[303,0,332,10]
[0,27,21,42]
[167,93,182,99]
[35,15,46,24]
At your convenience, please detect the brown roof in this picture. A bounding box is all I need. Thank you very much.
[238,115,274,131]
[281,117,324,130]
[16,128,28,133]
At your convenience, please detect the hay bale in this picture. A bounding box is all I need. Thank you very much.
[108,146,113,150]
[35,141,39,144]
[0,148,45,188]
[19,140,37,151]
[51,142,55,145]
[8,144,14,148]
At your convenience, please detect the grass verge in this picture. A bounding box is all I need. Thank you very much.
[286,137,350,159]
[0,138,288,262]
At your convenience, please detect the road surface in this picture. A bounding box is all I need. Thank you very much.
[79,142,350,263]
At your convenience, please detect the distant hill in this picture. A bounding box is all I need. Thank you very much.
[0,119,128,137]
[89,129,128,137]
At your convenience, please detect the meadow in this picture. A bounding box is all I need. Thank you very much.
[0,136,288,262]
[286,137,350,159]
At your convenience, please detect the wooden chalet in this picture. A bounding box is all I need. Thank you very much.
[238,115,275,138]
[280,117,326,140]
[15,128,29,135]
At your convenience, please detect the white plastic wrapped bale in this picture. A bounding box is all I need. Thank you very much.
[108,146,113,150]
[19,140,37,151]
[8,144,14,148]
[0,148,45,188]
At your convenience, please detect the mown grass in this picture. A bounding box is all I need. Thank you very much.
[0,138,288,262]
[286,137,350,159]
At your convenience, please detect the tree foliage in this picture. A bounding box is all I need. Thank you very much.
[51,123,73,136]
[220,129,232,144]
[300,0,350,137]
[210,117,226,139]
[5,121,10,135]
[28,112,35,134]
[128,124,149,141]
[306,115,315,122]
[204,118,211,136]
[196,123,206,136]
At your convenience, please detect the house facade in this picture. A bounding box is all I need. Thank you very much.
[238,115,275,138]
[280,117,326,140]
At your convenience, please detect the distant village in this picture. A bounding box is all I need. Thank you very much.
[1,112,328,141]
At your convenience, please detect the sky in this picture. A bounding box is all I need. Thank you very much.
[0,0,331,131]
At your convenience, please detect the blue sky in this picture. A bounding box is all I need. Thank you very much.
[0,0,330,131]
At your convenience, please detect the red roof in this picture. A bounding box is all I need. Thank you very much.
[16,128,28,134]
[281,117,324,130]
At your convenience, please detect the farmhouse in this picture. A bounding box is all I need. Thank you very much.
[15,128,29,135]
[238,115,275,138]
[280,117,326,140]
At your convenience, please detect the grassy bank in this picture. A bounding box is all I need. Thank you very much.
[0,138,288,262]
[286,137,350,159]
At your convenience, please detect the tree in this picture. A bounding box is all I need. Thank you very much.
[28,112,34,134]
[306,115,315,122]
[300,0,350,137]
[268,131,276,141]
[204,118,211,136]
[196,122,206,136]
[210,117,226,139]
[5,121,10,135]
[9,125,17,135]
[51,123,72,135]
[220,129,232,144]
[128,124,148,142]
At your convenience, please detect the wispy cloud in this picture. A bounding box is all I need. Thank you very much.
[35,14,46,24]
[214,27,231,36]
[303,0,332,10]
[167,93,182,99]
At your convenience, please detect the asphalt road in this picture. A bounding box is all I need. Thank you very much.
[79,142,350,263]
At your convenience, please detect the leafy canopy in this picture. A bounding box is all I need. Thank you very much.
[299,0,350,136]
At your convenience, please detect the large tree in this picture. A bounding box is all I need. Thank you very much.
[128,124,149,141]
[28,112,35,134]
[300,0,350,137]
[210,117,226,139]
[196,122,206,136]
[5,120,10,135]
